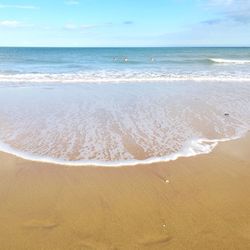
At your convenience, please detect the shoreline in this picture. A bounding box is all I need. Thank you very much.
[1,77,250,84]
[0,133,245,168]
[0,133,250,249]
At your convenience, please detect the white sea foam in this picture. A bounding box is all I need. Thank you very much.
[0,134,244,167]
[210,58,250,64]
[0,81,249,167]
[1,71,250,84]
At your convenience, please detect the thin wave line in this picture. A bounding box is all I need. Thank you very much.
[1,74,250,83]
[210,58,250,64]
[0,133,244,168]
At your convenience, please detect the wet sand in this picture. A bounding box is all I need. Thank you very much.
[0,134,250,250]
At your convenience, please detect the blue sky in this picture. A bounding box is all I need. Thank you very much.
[0,0,250,46]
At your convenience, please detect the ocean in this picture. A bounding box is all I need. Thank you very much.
[0,47,250,166]
[1,47,250,83]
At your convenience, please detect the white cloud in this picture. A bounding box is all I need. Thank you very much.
[0,20,23,28]
[64,23,106,30]
[65,0,79,5]
[202,0,250,25]
[207,0,234,6]
[0,4,38,9]
[205,0,250,23]
[0,20,34,28]
[80,24,98,29]
[64,24,78,30]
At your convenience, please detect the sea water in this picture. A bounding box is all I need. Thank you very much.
[0,47,250,166]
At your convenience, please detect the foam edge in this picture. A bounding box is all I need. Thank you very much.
[0,133,246,168]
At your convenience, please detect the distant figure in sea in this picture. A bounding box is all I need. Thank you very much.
[124,57,128,62]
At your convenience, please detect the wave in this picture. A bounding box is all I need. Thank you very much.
[0,133,244,167]
[209,58,250,64]
[1,72,250,83]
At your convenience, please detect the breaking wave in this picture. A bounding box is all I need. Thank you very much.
[1,71,250,83]
[0,134,244,167]
[209,58,250,64]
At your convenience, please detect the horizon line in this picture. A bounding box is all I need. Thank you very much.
[1,46,250,48]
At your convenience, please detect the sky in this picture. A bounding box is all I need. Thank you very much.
[0,0,250,47]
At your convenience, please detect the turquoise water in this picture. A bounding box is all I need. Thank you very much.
[1,47,250,82]
[0,47,250,166]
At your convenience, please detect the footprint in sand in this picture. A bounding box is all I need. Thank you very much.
[138,234,172,247]
[23,219,59,230]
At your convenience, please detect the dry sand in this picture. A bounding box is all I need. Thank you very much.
[0,134,250,250]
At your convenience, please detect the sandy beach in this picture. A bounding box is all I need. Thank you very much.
[0,133,249,249]
[1,0,250,248]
